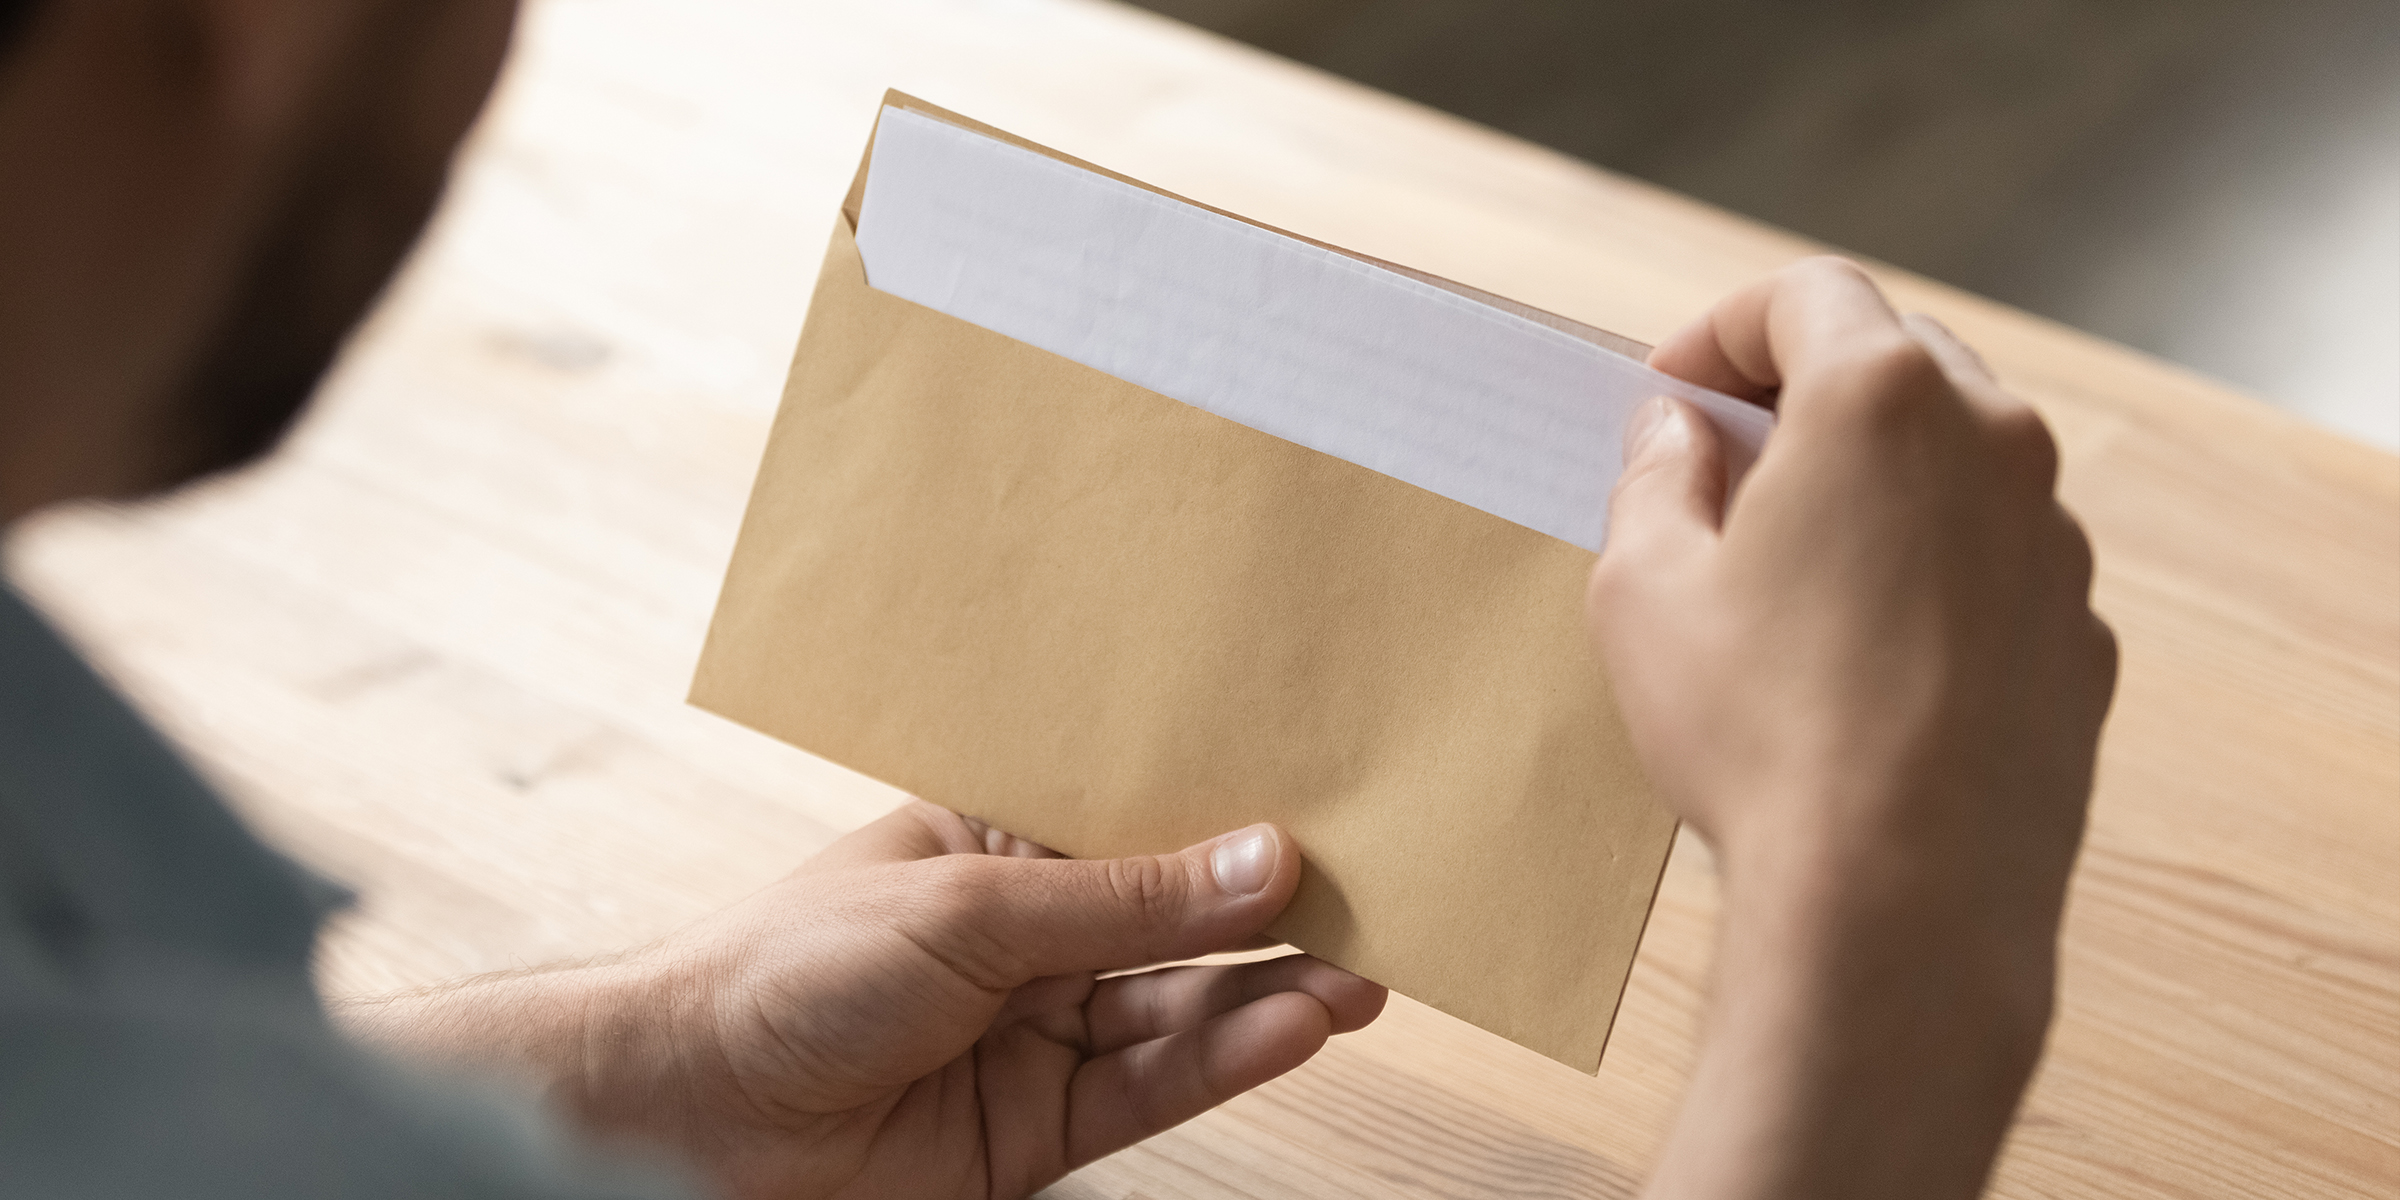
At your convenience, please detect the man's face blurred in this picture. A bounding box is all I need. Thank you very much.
[0,0,520,502]
[157,0,521,487]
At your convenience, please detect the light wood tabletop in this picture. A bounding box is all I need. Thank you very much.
[9,1,2395,1196]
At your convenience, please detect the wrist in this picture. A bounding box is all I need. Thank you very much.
[1720,798,2055,1085]
[1725,806,2055,1035]
[1645,822,2054,1200]
[548,949,730,1145]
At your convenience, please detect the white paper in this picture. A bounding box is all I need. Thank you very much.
[855,106,1772,552]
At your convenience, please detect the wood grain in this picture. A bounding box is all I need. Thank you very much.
[6,1,2393,1196]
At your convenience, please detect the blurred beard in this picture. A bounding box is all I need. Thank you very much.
[145,128,448,490]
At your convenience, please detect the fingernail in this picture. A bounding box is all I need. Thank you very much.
[1622,396,1674,466]
[1211,825,1276,896]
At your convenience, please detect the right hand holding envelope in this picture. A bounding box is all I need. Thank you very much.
[1589,257,2117,1200]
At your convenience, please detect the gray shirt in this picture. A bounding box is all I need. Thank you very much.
[0,582,694,1198]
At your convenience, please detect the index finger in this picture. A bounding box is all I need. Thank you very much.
[1646,256,1917,416]
[795,800,1062,875]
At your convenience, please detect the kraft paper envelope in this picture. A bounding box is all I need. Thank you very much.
[693,93,1772,1071]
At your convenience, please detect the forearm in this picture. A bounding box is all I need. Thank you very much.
[1592,261,2106,1200]
[334,953,719,1142]
[339,963,588,1076]
[1643,825,2054,1200]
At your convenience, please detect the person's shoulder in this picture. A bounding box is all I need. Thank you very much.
[0,581,334,972]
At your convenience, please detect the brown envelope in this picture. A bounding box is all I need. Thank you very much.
[691,93,1676,1072]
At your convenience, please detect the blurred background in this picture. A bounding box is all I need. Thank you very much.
[1127,0,2400,449]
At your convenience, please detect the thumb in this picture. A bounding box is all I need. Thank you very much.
[1601,396,1728,562]
[910,824,1301,987]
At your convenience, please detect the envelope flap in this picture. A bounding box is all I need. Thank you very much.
[853,91,1652,361]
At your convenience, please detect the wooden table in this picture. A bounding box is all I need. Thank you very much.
[10,1,2394,1195]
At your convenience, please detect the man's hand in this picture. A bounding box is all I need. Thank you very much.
[1590,259,2117,1200]
[344,803,1384,1200]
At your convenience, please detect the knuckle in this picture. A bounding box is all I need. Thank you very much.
[904,857,1022,985]
[1812,336,1948,429]
[1585,556,1639,633]
[1103,853,1184,932]
[1992,406,2061,491]
[1856,336,1948,398]
[1586,553,1630,605]
[2057,508,2097,588]
[2065,536,2096,602]
[1111,1040,1187,1138]
[1789,254,1874,288]
[2090,614,2122,685]
[919,854,997,915]
[1612,445,1671,496]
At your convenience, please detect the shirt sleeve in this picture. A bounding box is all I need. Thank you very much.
[0,996,704,1200]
